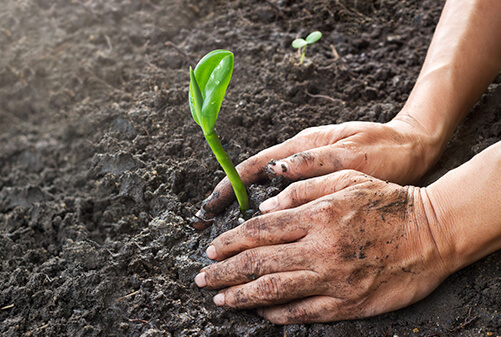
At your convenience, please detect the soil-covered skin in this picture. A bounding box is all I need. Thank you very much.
[1,0,500,336]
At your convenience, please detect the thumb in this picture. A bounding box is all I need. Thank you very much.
[192,176,235,230]
[259,169,367,213]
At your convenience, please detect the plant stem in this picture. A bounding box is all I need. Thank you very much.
[204,129,249,212]
[300,46,306,64]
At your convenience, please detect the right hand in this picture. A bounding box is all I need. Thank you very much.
[195,170,452,324]
[193,117,439,229]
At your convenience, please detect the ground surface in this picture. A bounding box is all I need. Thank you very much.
[1,0,500,336]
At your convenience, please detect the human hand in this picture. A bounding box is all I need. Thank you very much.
[194,118,439,229]
[194,170,452,324]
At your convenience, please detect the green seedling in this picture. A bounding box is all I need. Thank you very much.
[292,31,323,64]
[189,50,249,213]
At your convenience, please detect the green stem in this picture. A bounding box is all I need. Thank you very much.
[300,46,306,64]
[204,129,249,212]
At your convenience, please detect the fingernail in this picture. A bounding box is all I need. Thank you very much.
[194,272,207,287]
[192,210,211,230]
[259,196,278,213]
[213,293,225,306]
[195,209,203,218]
[206,245,217,260]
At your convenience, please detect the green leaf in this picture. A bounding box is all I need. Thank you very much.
[190,50,234,134]
[305,31,322,44]
[292,38,307,49]
[189,67,203,127]
[200,54,233,133]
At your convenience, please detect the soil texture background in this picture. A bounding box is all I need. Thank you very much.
[1,0,500,336]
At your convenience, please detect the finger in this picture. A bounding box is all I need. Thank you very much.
[257,296,344,324]
[259,169,368,213]
[196,242,307,289]
[193,126,348,229]
[265,142,363,181]
[206,210,308,261]
[212,270,324,309]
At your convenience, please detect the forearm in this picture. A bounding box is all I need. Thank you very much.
[391,0,501,166]
[423,141,501,273]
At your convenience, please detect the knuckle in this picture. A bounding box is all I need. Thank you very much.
[241,218,265,244]
[289,152,316,171]
[202,265,220,288]
[332,169,365,185]
[337,296,369,319]
[285,182,304,205]
[225,288,244,308]
[339,168,359,176]
[238,249,261,280]
[283,304,312,324]
[336,169,362,181]
[268,313,289,325]
[258,275,282,301]
[295,126,317,138]
[336,141,366,169]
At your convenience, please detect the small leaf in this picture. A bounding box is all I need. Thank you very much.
[190,50,234,134]
[193,50,233,95]
[305,31,322,44]
[200,54,233,132]
[292,38,307,49]
[189,66,203,127]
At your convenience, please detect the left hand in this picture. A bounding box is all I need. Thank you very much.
[194,170,452,324]
[192,120,440,229]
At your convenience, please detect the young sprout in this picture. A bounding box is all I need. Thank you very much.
[189,50,250,213]
[292,31,323,64]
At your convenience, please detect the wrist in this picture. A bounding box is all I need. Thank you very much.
[386,115,443,180]
[416,186,458,275]
[389,60,476,175]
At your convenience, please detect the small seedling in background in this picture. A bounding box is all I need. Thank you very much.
[189,50,250,213]
[292,31,323,64]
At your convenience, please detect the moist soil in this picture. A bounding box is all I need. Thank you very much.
[1,0,500,336]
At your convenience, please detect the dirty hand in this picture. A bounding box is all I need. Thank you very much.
[194,118,439,228]
[195,170,452,324]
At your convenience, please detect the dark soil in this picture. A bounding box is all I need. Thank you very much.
[1,0,500,336]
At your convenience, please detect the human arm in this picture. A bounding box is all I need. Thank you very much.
[425,142,501,271]
[194,141,501,324]
[392,0,501,165]
[193,0,501,228]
